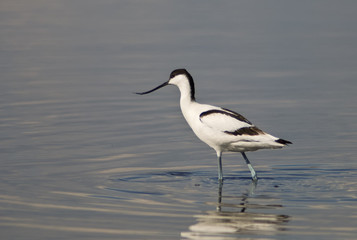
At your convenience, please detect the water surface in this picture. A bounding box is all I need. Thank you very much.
[1,1,357,239]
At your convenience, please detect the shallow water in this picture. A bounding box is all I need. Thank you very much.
[1,1,357,239]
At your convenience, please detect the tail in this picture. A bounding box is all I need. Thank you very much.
[275,138,292,145]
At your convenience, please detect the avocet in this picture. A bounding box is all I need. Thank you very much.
[136,69,291,181]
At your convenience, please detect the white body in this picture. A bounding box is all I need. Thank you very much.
[171,73,285,155]
[181,101,282,153]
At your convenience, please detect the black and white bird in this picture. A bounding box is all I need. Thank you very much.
[136,69,291,181]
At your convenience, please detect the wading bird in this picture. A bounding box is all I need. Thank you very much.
[136,69,291,181]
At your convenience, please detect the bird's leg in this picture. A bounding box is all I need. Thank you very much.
[217,152,223,182]
[217,180,223,211]
[241,152,258,181]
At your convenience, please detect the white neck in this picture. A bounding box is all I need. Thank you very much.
[176,80,195,106]
[178,85,197,129]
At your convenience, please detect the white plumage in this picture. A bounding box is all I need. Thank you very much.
[136,69,291,181]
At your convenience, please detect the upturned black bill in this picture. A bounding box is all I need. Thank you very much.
[135,81,169,95]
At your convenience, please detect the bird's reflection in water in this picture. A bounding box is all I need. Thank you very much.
[182,181,289,239]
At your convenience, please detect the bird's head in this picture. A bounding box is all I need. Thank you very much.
[135,68,195,100]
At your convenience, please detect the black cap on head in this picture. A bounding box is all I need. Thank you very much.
[169,68,195,101]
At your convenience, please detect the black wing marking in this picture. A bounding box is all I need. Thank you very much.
[224,126,264,136]
[275,138,292,145]
[200,108,252,125]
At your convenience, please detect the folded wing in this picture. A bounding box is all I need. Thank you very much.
[199,108,261,135]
